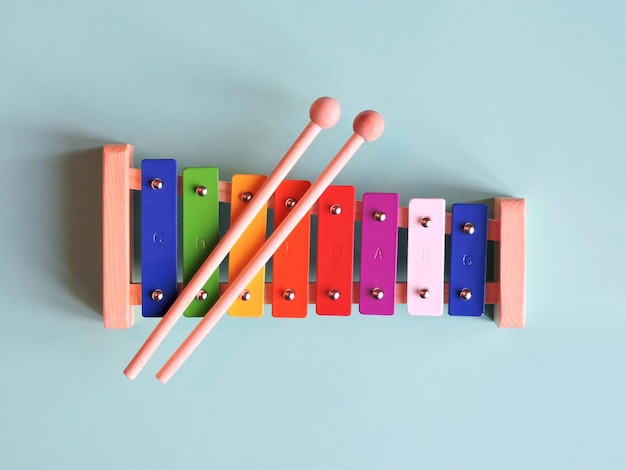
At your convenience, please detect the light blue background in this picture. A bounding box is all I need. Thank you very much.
[2,1,625,469]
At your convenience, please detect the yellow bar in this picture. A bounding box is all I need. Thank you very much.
[228,175,267,317]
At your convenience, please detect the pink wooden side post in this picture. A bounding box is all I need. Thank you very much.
[494,197,526,328]
[103,144,134,328]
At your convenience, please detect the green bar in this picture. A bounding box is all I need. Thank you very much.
[182,167,220,317]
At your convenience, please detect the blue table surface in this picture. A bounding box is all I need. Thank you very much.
[2,1,625,469]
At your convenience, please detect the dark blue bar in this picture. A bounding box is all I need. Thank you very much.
[448,204,488,316]
[141,159,178,317]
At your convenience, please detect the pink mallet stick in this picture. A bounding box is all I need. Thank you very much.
[156,110,384,383]
[124,97,341,380]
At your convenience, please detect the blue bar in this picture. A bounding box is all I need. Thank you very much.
[141,159,178,317]
[448,204,488,316]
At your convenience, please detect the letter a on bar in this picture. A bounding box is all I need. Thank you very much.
[272,180,312,318]
[407,198,445,316]
[141,159,178,317]
[182,167,220,317]
[448,203,488,316]
[316,186,355,316]
[359,193,399,315]
[228,174,268,317]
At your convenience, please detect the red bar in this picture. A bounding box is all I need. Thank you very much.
[272,180,312,318]
[316,186,355,315]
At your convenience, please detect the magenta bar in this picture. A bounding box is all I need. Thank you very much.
[359,192,399,315]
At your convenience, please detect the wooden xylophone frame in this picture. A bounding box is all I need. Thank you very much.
[103,144,526,330]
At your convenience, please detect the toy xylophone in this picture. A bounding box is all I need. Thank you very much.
[103,168,526,325]
[104,152,526,323]
[102,98,526,382]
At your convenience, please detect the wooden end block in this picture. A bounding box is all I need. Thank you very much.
[494,198,526,328]
[102,144,134,328]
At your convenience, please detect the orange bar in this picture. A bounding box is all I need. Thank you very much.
[272,180,312,318]
[102,144,133,328]
[228,175,268,317]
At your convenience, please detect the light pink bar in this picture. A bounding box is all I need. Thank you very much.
[124,97,341,379]
[156,110,385,383]
[406,198,445,316]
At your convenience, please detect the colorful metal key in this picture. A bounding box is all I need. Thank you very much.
[228,174,268,317]
[272,180,312,318]
[182,167,220,317]
[359,192,399,315]
[448,203,488,316]
[316,186,356,316]
[406,198,446,316]
[141,159,178,317]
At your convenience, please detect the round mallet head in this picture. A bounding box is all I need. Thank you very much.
[310,97,341,129]
[353,110,384,142]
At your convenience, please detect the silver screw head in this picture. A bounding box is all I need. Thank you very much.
[283,289,295,301]
[371,288,384,300]
[196,186,208,196]
[196,290,208,301]
[460,288,472,301]
[240,192,253,203]
[419,288,430,299]
[420,217,432,228]
[285,198,297,209]
[328,290,341,300]
[463,222,475,235]
[374,211,387,222]
[151,289,164,301]
[150,178,164,190]
[240,290,251,301]
[330,204,342,216]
